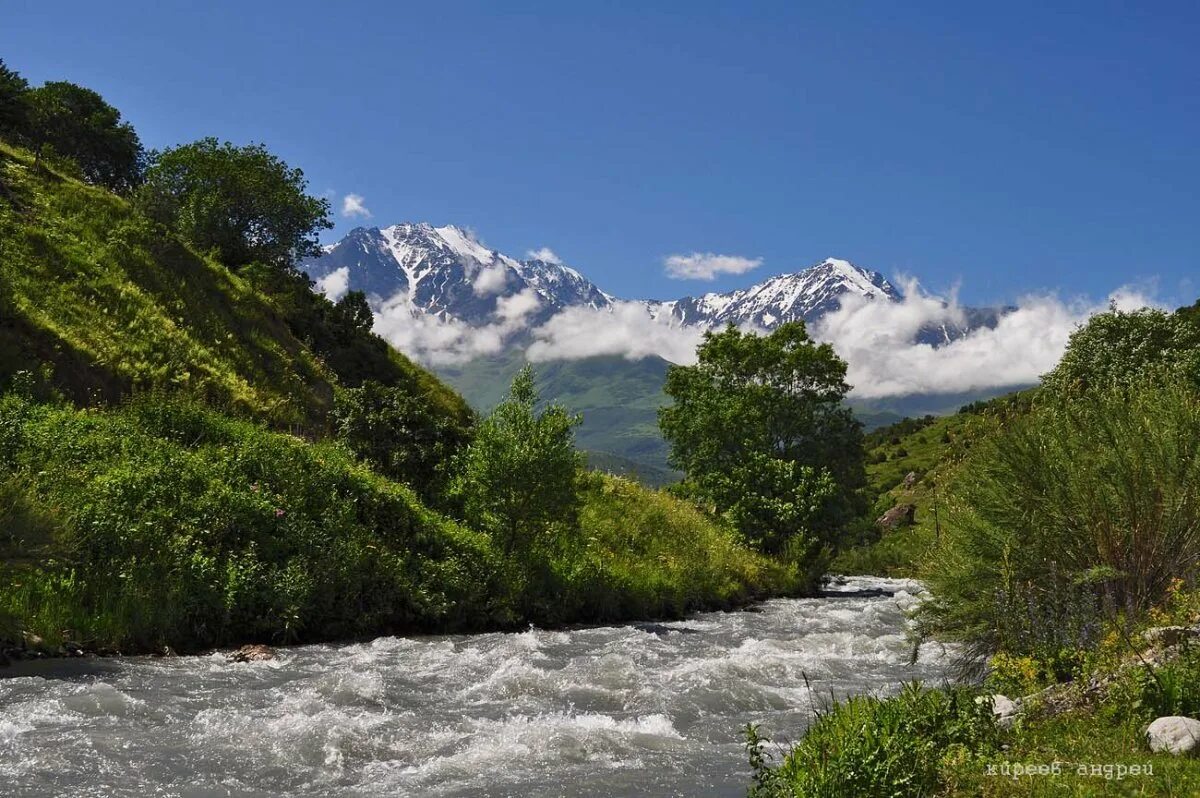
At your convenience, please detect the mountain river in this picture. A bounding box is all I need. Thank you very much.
[1,576,951,797]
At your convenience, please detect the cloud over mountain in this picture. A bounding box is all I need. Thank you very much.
[301,223,1158,398]
[341,193,372,219]
[663,252,762,281]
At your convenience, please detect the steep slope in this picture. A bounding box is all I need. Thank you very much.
[0,144,469,430]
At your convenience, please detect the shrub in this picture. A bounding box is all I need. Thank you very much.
[749,683,1002,797]
[0,395,505,650]
[333,379,471,503]
[1043,307,1200,395]
[919,381,1200,661]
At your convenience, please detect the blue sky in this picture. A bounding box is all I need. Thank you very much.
[5,1,1198,306]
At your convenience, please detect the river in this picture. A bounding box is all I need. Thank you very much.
[0,576,950,797]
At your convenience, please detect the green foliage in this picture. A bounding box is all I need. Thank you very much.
[1042,307,1200,395]
[1121,646,1200,721]
[440,350,675,481]
[557,472,798,622]
[0,394,503,650]
[453,365,583,557]
[0,142,467,433]
[752,684,1003,798]
[0,58,29,142]
[0,143,332,424]
[24,81,145,193]
[138,137,331,271]
[659,323,865,559]
[920,382,1200,659]
[333,378,472,502]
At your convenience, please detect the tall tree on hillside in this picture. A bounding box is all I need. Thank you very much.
[0,59,30,143]
[137,138,331,271]
[452,365,582,556]
[659,322,865,561]
[25,81,144,193]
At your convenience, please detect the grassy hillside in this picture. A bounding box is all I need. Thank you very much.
[0,142,466,430]
[0,394,795,651]
[831,391,1033,576]
[0,136,801,655]
[439,350,676,480]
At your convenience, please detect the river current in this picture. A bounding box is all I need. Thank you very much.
[0,576,950,797]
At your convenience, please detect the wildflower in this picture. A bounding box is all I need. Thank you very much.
[250,483,259,492]
[274,508,285,518]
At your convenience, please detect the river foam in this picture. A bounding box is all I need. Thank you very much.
[0,576,948,797]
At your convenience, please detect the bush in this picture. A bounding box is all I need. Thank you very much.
[333,379,471,503]
[0,395,505,650]
[919,381,1200,661]
[1043,307,1200,395]
[749,683,1002,797]
[452,365,583,558]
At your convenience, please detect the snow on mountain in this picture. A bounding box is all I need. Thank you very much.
[300,223,611,326]
[650,258,900,328]
[300,224,996,353]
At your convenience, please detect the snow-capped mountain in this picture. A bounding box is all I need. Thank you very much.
[301,224,931,336]
[301,223,610,326]
[650,258,900,328]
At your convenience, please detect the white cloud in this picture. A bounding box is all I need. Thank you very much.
[526,301,706,364]
[341,193,372,219]
[472,265,509,296]
[811,279,1159,399]
[314,266,350,302]
[526,247,562,265]
[372,288,541,365]
[664,252,762,281]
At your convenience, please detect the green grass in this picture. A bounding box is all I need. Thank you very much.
[748,683,1004,798]
[831,392,1029,577]
[0,394,794,652]
[558,472,799,621]
[0,141,469,431]
[0,393,504,651]
[946,711,1200,797]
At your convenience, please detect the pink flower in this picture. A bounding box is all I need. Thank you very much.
[274,508,285,518]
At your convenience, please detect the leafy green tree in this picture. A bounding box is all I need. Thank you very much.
[333,379,471,502]
[659,322,865,557]
[137,138,331,271]
[452,365,583,555]
[0,59,30,142]
[330,290,374,340]
[25,81,144,192]
[1042,306,1200,394]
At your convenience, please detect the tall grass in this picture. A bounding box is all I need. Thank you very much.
[554,473,798,621]
[747,683,1002,798]
[919,381,1200,660]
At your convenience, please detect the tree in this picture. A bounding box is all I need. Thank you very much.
[25,81,144,193]
[137,138,331,271]
[452,366,582,556]
[1042,306,1200,395]
[659,322,865,558]
[332,379,471,502]
[0,59,29,142]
